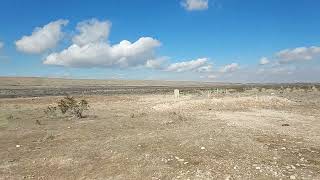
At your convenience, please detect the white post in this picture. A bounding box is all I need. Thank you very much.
[207,90,211,98]
[174,89,180,98]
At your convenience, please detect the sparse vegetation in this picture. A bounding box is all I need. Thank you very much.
[44,105,57,117]
[7,114,13,120]
[45,96,89,118]
[2,78,320,179]
[35,119,41,125]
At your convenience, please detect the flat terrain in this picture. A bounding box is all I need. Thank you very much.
[0,77,320,179]
[0,77,231,98]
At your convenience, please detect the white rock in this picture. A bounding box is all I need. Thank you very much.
[225,175,231,180]
[16,145,21,148]
[256,167,261,170]
[290,175,296,179]
[201,146,206,150]
[175,156,184,162]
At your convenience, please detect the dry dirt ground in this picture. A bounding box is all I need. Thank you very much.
[0,91,320,179]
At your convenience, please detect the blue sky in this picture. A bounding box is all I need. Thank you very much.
[0,0,320,82]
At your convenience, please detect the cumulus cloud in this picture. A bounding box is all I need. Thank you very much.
[166,58,212,72]
[44,37,160,68]
[220,63,239,73]
[181,0,209,11]
[276,46,320,64]
[15,19,68,54]
[0,41,3,49]
[72,19,111,46]
[259,57,270,65]
[44,19,161,68]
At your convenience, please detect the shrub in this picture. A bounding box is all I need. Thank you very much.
[45,96,89,118]
[57,96,77,114]
[72,99,89,118]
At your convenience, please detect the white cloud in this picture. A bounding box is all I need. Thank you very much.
[44,37,160,68]
[44,41,161,69]
[197,64,213,73]
[44,19,161,68]
[0,41,3,49]
[276,46,320,64]
[15,19,68,54]
[207,74,216,79]
[200,74,216,79]
[72,19,111,46]
[220,63,239,73]
[145,57,168,69]
[181,0,209,11]
[45,19,213,71]
[257,66,296,75]
[259,57,270,65]
[166,58,212,72]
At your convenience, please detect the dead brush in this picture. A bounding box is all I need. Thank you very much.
[45,96,89,118]
[57,96,89,118]
[44,105,57,117]
[35,119,42,125]
[165,111,188,125]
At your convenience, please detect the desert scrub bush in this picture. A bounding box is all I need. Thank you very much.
[74,99,89,118]
[57,96,89,118]
[57,96,77,114]
[45,96,89,118]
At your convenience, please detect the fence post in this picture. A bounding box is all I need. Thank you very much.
[174,89,180,98]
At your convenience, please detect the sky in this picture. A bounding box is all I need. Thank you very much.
[0,0,320,83]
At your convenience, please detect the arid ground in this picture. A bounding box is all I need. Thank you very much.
[0,77,320,179]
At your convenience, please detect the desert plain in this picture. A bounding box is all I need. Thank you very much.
[0,77,319,179]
